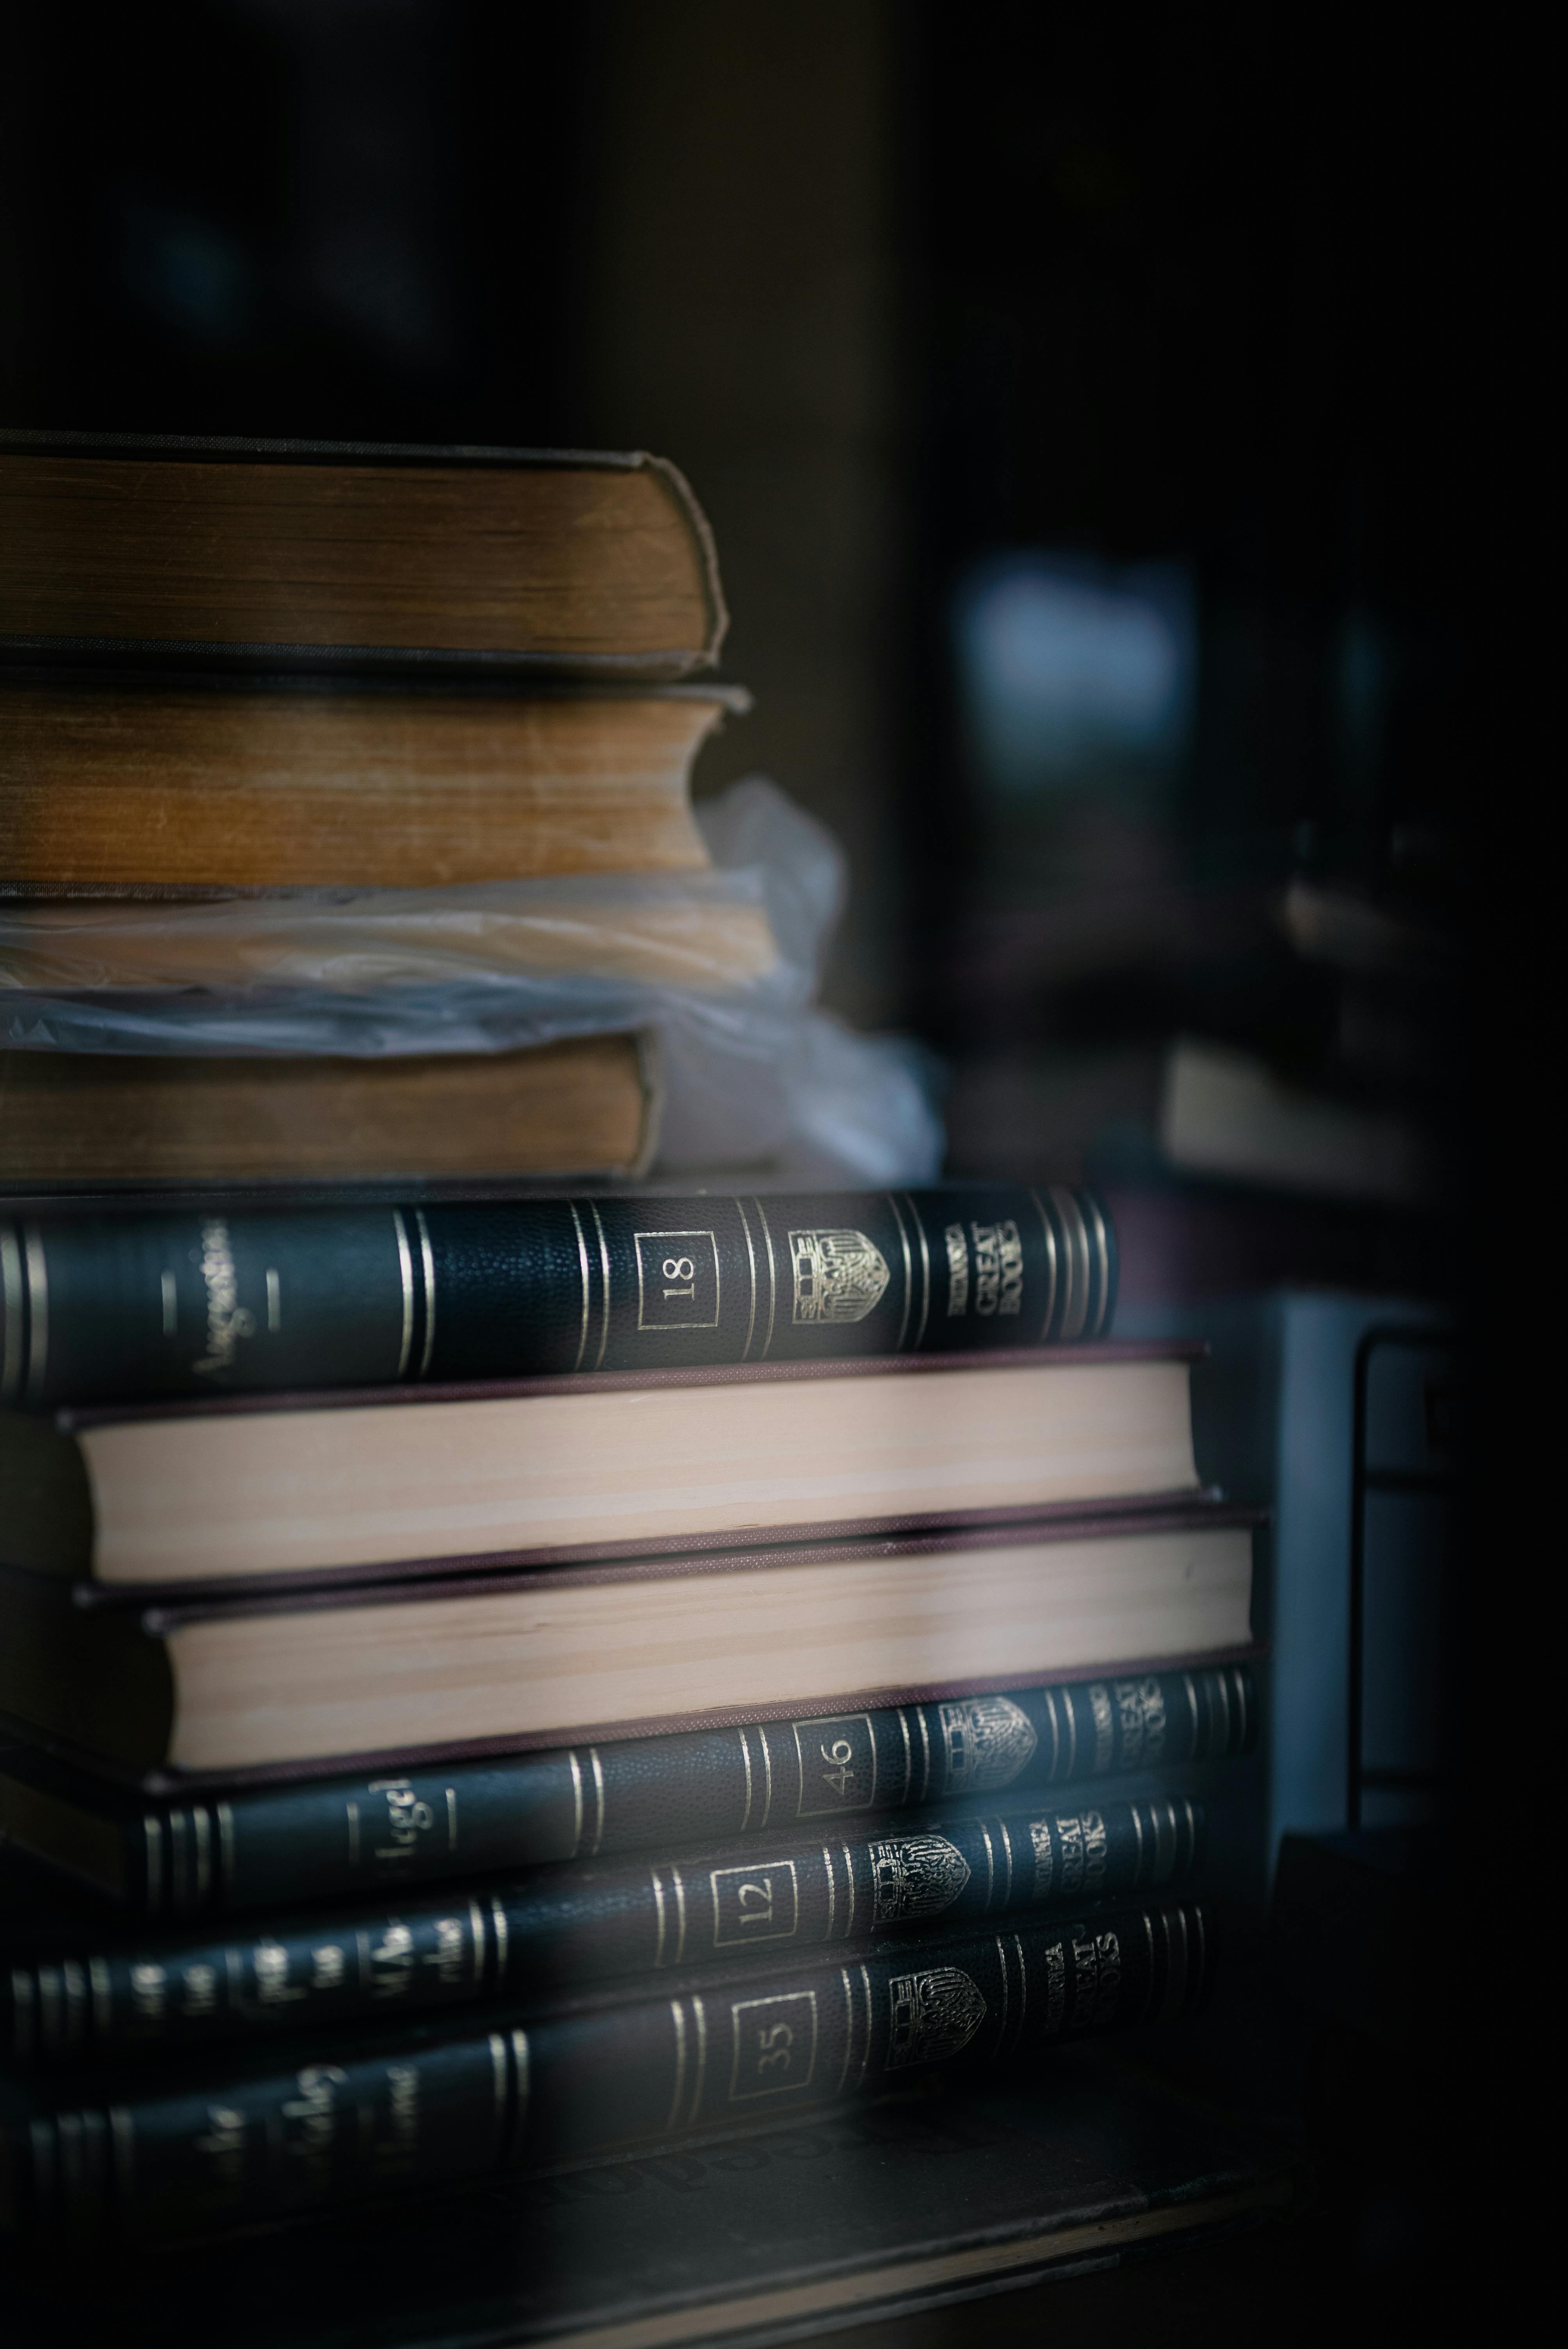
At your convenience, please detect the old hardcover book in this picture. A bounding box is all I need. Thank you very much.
[0,2052,1293,2344]
[0,1344,1198,1587]
[0,1504,1257,1776]
[0,676,742,892]
[0,1662,1255,1911]
[0,1034,658,1185]
[2,1793,1205,2064]
[0,1898,1214,2244]
[0,433,726,676]
[0,1183,1115,1409]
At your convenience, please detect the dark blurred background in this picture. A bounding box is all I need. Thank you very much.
[2,2,1474,1192]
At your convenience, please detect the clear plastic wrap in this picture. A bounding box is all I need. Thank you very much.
[0,779,944,1183]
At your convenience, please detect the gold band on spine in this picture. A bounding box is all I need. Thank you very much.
[0,1226,23,1405]
[567,1752,585,1855]
[589,1748,606,1855]
[686,1997,708,2128]
[1049,1187,1091,1340]
[886,1194,915,1353]
[823,1846,836,1941]
[842,1843,856,1940]
[836,1969,858,2094]
[567,1204,592,1372]
[994,1934,1010,2051]
[915,1707,932,1802]
[904,1195,932,1351]
[737,1727,755,1830]
[997,1817,1014,1905]
[1130,1802,1146,1882]
[754,1198,778,1357]
[589,1202,611,1370]
[1230,1665,1249,1753]
[489,2032,510,2159]
[666,2000,688,2132]
[978,1822,996,1911]
[652,1869,670,1968]
[391,1212,415,1379]
[192,1807,210,1903]
[1026,1190,1060,1342]
[1080,1191,1113,1336]
[216,1802,235,1899]
[757,1725,774,1827]
[734,1196,759,1361]
[490,1895,509,1988]
[671,1865,689,1965]
[508,2028,531,2167]
[22,1224,47,1402]
[415,1209,437,1377]
[143,1816,162,1914]
[854,1964,874,2089]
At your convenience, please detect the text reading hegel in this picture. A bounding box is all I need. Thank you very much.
[791,1712,878,1817]
[634,1230,721,1330]
[728,1989,819,2099]
[710,1859,801,1947]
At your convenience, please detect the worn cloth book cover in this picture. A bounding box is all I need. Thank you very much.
[0,1660,1256,1907]
[0,2048,1294,2347]
[0,673,745,894]
[0,431,727,677]
[0,1504,1259,1779]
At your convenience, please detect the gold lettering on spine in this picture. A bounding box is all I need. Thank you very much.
[734,1196,759,1360]
[392,1212,415,1378]
[567,1205,592,1372]
[415,1209,437,1377]
[1027,1189,1060,1341]
[1,1225,23,1404]
[22,1224,48,1401]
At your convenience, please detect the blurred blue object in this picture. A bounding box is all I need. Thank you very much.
[954,552,1195,797]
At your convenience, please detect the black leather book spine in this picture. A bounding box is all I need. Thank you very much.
[20,1663,1250,1917]
[2,1184,1114,1407]
[6,1797,1203,2064]
[8,1898,1209,2242]
[11,1663,1249,1917]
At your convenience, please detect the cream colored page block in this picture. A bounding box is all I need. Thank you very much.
[82,1360,1199,1584]
[166,1525,1253,1770]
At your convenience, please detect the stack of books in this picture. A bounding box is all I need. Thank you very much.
[1,444,1277,2322]
[0,428,760,1185]
[0,1182,1262,2267]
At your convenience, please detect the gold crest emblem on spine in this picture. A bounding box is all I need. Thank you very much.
[938,1696,1038,1793]
[787,1229,890,1324]
[886,1964,987,2068]
[870,1833,971,1927]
